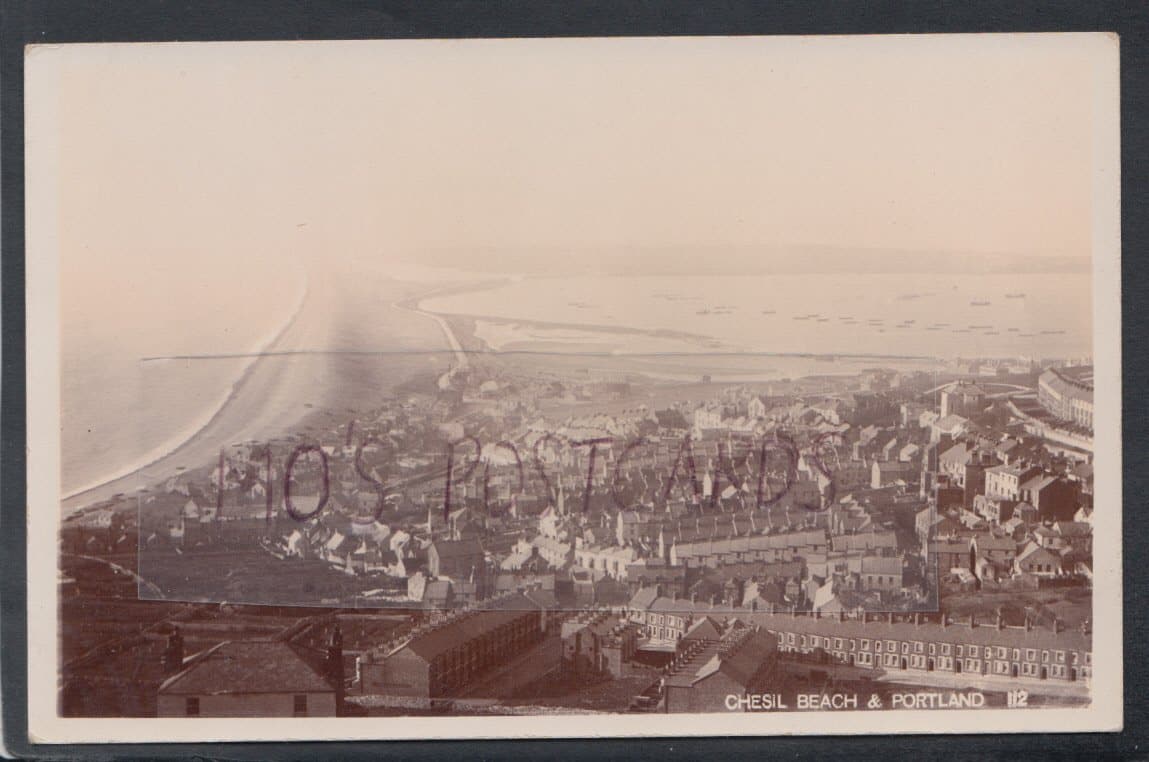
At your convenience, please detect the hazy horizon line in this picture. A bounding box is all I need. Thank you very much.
[401,245,1091,277]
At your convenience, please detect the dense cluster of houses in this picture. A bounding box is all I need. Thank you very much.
[133,360,1093,630]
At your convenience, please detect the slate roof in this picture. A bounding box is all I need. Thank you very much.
[1055,521,1092,538]
[431,538,484,559]
[744,610,1090,652]
[973,534,1017,552]
[859,555,903,575]
[400,592,541,661]
[158,641,334,696]
[682,616,723,642]
[666,626,776,688]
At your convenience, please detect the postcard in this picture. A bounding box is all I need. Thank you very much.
[25,33,1121,742]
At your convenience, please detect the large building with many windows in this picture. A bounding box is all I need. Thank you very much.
[1037,366,1094,430]
[750,610,1090,685]
[356,590,554,698]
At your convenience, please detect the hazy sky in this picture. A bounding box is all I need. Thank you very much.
[39,34,1110,287]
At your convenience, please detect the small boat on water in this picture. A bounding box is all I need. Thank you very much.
[1005,293,1026,299]
[970,300,991,307]
[761,310,776,315]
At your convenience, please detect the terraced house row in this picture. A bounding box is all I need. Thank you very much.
[746,610,1091,684]
[627,589,1091,685]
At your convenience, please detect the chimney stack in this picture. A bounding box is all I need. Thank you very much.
[327,623,345,715]
[162,627,184,675]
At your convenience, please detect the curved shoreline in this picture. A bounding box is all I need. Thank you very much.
[62,272,310,511]
[414,277,941,363]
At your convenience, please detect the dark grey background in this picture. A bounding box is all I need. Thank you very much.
[2,1,1146,759]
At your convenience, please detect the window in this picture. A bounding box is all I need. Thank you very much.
[861,639,871,651]
[941,643,952,656]
[1042,650,1050,663]
[996,646,1007,659]
[1026,649,1037,662]
[185,697,200,717]
[294,694,308,717]
[1056,651,1066,663]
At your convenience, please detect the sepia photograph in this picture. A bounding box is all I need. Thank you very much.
[23,33,1121,742]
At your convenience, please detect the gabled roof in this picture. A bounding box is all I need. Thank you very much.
[628,586,660,611]
[973,534,1017,552]
[1054,521,1092,537]
[431,538,484,559]
[1070,462,1094,480]
[1016,541,1061,565]
[522,587,559,610]
[665,626,776,689]
[938,443,971,466]
[400,598,536,661]
[682,616,723,642]
[934,414,969,430]
[860,555,902,575]
[1021,474,1057,493]
[158,641,334,695]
